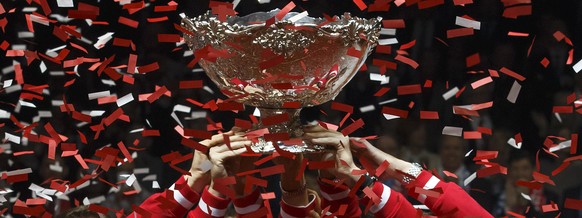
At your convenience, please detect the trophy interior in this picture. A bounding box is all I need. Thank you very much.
[181,10,381,153]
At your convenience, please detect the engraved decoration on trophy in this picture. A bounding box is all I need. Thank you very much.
[181,9,382,153]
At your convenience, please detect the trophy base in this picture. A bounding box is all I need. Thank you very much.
[250,137,330,153]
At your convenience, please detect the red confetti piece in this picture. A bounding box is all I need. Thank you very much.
[466,53,480,67]
[471,76,493,89]
[397,84,422,95]
[395,54,419,69]
[261,113,289,126]
[499,67,526,81]
[137,62,159,74]
[347,47,362,57]
[382,106,409,118]
[565,198,582,210]
[447,28,474,38]
[352,0,368,10]
[118,16,139,28]
[463,131,482,139]
[382,19,405,28]
[179,80,203,89]
[420,111,439,119]
[418,0,445,9]
[259,55,284,70]
[540,58,550,68]
[331,102,354,114]
[571,134,578,154]
[374,87,390,96]
[453,0,473,5]
[503,5,532,19]
[340,119,364,136]
[158,34,181,43]
[276,2,296,21]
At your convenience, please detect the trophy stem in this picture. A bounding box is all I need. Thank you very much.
[257,108,303,139]
[250,107,327,153]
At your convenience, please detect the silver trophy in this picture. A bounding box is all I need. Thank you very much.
[182,9,381,153]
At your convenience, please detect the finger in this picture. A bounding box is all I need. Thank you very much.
[307,138,341,147]
[219,147,248,160]
[215,140,252,152]
[302,124,328,132]
[302,132,341,139]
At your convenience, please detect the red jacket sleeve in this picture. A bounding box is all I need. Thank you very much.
[188,186,231,217]
[233,188,267,217]
[318,180,362,217]
[407,170,493,218]
[128,176,200,218]
[360,182,418,218]
[279,193,317,218]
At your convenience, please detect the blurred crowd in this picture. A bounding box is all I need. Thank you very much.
[1,0,582,217]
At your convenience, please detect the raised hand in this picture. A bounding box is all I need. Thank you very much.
[302,124,360,186]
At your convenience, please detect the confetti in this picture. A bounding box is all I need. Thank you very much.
[442,126,463,137]
[507,81,521,103]
[455,16,481,30]
[447,28,474,38]
[573,59,582,73]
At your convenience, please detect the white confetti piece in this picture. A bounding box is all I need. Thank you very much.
[22,7,38,12]
[507,137,522,149]
[549,140,571,152]
[116,93,134,107]
[4,133,21,144]
[3,168,32,176]
[258,0,271,4]
[359,105,376,113]
[554,113,562,123]
[56,0,74,7]
[370,73,389,84]
[464,172,476,186]
[199,160,213,173]
[88,91,110,100]
[40,61,47,73]
[455,16,481,30]
[507,81,521,103]
[442,126,463,137]
[383,113,400,120]
[442,87,459,100]
[520,193,532,201]
[18,100,36,108]
[380,28,396,35]
[152,181,160,189]
[378,98,397,105]
[253,108,261,117]
[94,32,114,49]
[465,149,473,157]
[2,79,12,88]
[378,38,399,45]
[288,11,308,23]
[30,14,50,26]
[125,174,136,186]
[0,109,9,119]
[143,174,157,181]
[49,162,63,173]
[134,168,149,174]
[573,59,582,73]
[17,32,34,38]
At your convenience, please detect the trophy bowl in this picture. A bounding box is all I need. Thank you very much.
[182,9,381,153]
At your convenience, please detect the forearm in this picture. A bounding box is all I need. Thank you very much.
[280,155,308,206]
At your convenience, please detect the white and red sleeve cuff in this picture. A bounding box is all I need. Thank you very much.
[233,188,262,215]
[317,180,350,201]
[280,194,317,218]
[190,186,231,217]
[369,182,391,214]
[169,176,201,210]
[407,170,441,204]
